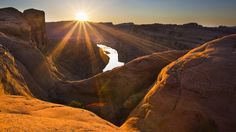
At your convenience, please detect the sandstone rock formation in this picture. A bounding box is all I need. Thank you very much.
[23,9,47,51]
[1,7,236,132]
[0,7,31,41]
[0,95,119,131]
[0,8,119,131]
[53,50,187,125]
[0,37,117,131]
[0,45,31,97]
[122,34,236,132]
[0,7,58,100]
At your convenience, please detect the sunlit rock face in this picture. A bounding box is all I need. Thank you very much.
[0,7,120,131]
[1,7,236,132]
[0,45,32,97]
[0,7,57,100]
[0,95,120,131]
[122,34,236,132]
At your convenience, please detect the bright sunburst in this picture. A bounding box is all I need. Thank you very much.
[76,12,89,21]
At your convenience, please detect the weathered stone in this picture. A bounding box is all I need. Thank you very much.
[122,34,236,132]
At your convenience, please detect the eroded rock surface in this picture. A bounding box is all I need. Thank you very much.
[0,45,31,97]
[122,34,236,132]
[23,9,47,51]
[0,7,58,100]
[1,7,236,132]
[0,95,119,131]
[53,50,187,125]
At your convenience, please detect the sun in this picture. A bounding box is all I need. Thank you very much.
[76,12,89,21]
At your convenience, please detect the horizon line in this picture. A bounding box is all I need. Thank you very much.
[45,20,236,28]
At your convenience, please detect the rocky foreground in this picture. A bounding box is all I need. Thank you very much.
[0,95,119,131]
[0,7,236,132]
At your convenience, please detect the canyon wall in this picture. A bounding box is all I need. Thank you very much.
[0,8,119,131]
[0,7,56,99]
[1,7,236,132]
[46,21,109,80]
[47,22,236,63]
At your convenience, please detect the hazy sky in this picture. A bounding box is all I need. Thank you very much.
[0,0,236,26]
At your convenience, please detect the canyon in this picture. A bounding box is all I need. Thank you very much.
[0,7,236,132]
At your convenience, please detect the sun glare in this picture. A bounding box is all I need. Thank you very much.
[76,12,89,21]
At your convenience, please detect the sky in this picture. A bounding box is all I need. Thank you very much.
[0,0,236,26]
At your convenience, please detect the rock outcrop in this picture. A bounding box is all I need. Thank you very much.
[53,50,187,125]
[0,8,118,131]
[0,45,32,97]
[23,9,47,51]
[0,8,108,98]
[0,7,31,41]
[122,34,236,132]
[0,95,119,131]
[1,7,236,132]
[0,7,58,99]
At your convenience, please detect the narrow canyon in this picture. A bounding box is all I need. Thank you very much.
[0,7,236,132]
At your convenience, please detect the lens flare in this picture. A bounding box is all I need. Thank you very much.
[76,12,89,21]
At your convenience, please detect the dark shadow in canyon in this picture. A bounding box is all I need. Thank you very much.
[1,7,236,127]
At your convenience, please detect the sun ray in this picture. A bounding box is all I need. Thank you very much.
[49,22,79,58]
[90,23,179,63]
[85,22,105,43]
[93,23,171,54]
[76,22,83,43]
[49,21,77,35]
[81,22,100,75]
[85,23,111,64]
